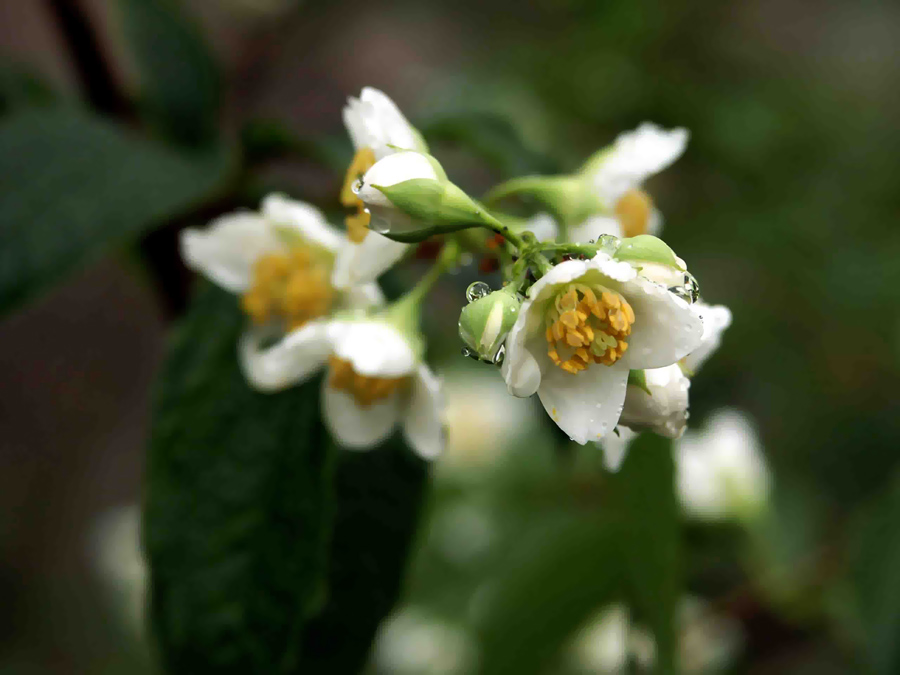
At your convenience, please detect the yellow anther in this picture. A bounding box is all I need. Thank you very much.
[328,355,409,408]
[341,147,377,243]
[241,247,333,330]
[544,283,635,374]
[615,188,654,238]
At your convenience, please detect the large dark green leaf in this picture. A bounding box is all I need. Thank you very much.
[611,433,681,674]
[116,0,221,145]
[144,283,332,674]
[300,437,430,673]
[0,63,58,114]
[0,109,231,315]
[849,468,900,675]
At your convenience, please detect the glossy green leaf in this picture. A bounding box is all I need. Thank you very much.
[610,432,680,674]
[116,0,221,145]
[144,283,333,673]
[300,438,430,672]
[0,110,232,315]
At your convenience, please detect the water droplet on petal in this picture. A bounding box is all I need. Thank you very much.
[466,281,492,303]
[668,272,700,304]
[351,177,364,196]
[492,344,506,366]
[597,234,620,254]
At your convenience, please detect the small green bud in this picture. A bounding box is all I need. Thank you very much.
[458,286,521,362]
[614,235,684,270]
[484,175,601,229]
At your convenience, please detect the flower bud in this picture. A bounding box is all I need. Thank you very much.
[458,286,521,362]
[485,174,601,229]
[614,234,688,288]
[358,151,498,243]
[619,364,690,438]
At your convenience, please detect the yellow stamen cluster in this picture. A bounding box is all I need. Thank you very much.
[615,188,654,238]
[340,147,377,243]
[328,355,408,407]
[544,284,635,374]
[241,249,333,331]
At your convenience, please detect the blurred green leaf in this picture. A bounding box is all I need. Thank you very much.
[300,439,430,672]
[849,469,900,675]
[0,63,58,114]
[116,0,221,145]
[423,112,560,178]
[145,282,333,673]
[475,517,621,675]
[611,433,681,674]
[0,109,232,315]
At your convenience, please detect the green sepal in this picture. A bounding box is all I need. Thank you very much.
[373,179,499,243]
[484,174,601,229]
[627,369,653,396]
[614,235,684,270]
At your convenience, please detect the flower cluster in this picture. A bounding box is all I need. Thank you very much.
[179,87,731,466]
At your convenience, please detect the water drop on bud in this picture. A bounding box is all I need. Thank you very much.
[669,272,700,304]
[492,344,506,366]
[465,281,492,303]
[596,234,620,253]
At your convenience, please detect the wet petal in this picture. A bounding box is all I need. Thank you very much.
[681,302,732,373]
[537,359,630,444]
[322,377,400,449]
[262,193,343,252]
[327,320,417,378]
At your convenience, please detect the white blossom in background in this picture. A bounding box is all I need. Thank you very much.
[373,607,477,675]
[675,408,770,522]
[88,504,147,636]
[502,253,703,443]
[334,88,428,289]
[442,367,540,471]
[181,194,444,458]
[568,598,742,674]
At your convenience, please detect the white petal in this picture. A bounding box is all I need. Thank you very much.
[568,215,623,243]
[526,212,559,242]
[262,193,343,252]
[239,320,331,392]
[180,212,281,292]
[681,302,732,373]
[341,281,386,310]
[358,151,440,207]
[601,426,638,472]
[592,123,688,205]
[328,320,417,377]
[322,377,400,449]
[619,364,690,438]
[344,87,424,159]
[619,277,703,370]
[402,364,446,459]
[331,233,409,289]
[537,359,630,444]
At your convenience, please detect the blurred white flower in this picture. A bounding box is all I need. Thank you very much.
[568,597,742,674]
[675,408,770,521]
[335,88,427,289]
[502,253,702,443]
[374,607,477,675]
[441,367,537,470]
[88,504,146,635]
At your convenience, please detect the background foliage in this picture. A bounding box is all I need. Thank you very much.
[0,0,898,673]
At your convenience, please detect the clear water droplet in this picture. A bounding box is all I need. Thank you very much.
[492,344,506,366]
[668,272,700,304]
[597,234,620,253]
[351,177,364,196]
[466,281,492,303]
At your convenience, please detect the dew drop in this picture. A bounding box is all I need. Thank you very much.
[351,177,364,196]
[466,281,492,303]
[491,344,506,366]
[668,272,700,304]
[597,234,620,253]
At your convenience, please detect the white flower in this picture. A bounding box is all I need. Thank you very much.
[675,409,770,521]
[334,88,427,290]
[681,301,732,374]
[322,318,445,458]
[501,253,703,443]
[581,123,688,239]
[374,607,477,675]
[619,363,691,439]
[568,604,630,673]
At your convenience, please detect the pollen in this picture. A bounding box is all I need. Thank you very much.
[341,147,377,243]
[544,284,634,374]
[615,188,654,238]
[240,249,333,330]
[328,355,409,407]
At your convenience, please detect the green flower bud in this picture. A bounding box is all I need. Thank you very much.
[458,285,521,362]
[484,174,602,229]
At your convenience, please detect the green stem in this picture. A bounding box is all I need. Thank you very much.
[396,240,461,310]
[538,242,601,258]
[483,176,549,206]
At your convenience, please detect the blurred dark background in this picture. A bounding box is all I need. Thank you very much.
[1,0,899,673]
